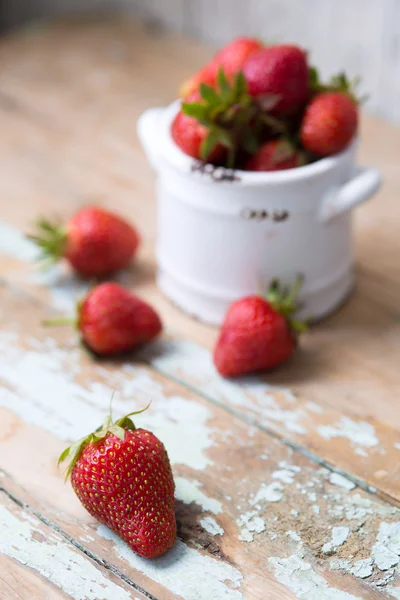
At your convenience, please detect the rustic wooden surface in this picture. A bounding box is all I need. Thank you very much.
[0,16,400,600]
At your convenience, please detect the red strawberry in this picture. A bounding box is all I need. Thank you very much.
[215,37,262,79]
[59,407,176,558]
[300,92,358,156]
[44,282,162,356]
[243,45,309,115]
[171,91,224,162]
[214,279,305,377]
[29,207,140,278]
[180,62,219,99]
[179,37,261,98]
[245,140,305,171]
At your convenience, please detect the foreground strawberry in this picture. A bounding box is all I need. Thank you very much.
[243,44,309,115]
[44,282,162,356]
[214,279,305,377]
[29,206,140,278]
[245,140,305,171]
[300,92,358,156]
[59,407,176,558]
[180,37,261,98]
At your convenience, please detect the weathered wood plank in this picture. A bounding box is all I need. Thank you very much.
[0,492,147,600]
[2,221,400,507]
[0,16,398,505]
[0,284,397,599]
[0,554,70,600]
[140,335,400,506]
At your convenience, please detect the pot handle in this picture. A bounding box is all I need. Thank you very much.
[137,107,164,170]
[319,167,381,224]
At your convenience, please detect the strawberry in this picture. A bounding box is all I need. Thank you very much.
[180,62,219,99]
[44,282,162,356]
[180,37,261,98]
[300,92,358,156]
[29,206,140,278]
[59,407,176,558]
[243,45,309,115]
[179,70,286,168]
[213,279,305,377]
[215,37,263,79]
[171,91,224,162]
[245,140,305,171]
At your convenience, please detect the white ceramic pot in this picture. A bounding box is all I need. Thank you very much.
[138,101,382,326]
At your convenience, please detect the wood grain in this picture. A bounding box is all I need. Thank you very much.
[0,554,70,600]
[0,16,399,600]
[0,492,146,600]
[0,283,391,600]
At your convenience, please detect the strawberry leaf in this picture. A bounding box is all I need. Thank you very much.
[182,102,209,121]
[200,83,220,105]
[27,218,68,269]
[259,112,287,133]
[290,318,308,334]
[181,66,287,168]
[58,445,72,466]
[309,66,365,104]
[108,425,126,441]
[265,276,307,335]
[330,72,348,90]
[215,128,234,149]
[217,68,231,102]
[200,130,220,160]
[235,70,247,96]
[59,435,92,481]
[309,66,320,91]
[115,416,136,431]
[241,130,261,155]
[115,403,151,428]
[59,403,151,480]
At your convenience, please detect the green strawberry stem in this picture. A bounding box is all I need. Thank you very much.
[59,403,151,480]
[260,112,287,133]
[42,317,76,327]
[27,218,68,267]
[42,299,86,330]
[182,67,287,168]
[266,276,307,334]
[309,67,367,104]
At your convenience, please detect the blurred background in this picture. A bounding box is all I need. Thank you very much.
[2,0,399,124]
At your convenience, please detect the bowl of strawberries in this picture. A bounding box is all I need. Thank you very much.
[138,38,381,326]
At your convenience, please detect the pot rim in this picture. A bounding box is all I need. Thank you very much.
[161,100,357,186]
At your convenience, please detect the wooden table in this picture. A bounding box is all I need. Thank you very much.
[0,16,400,600]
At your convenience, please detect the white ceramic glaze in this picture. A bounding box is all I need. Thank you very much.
[138,102,382,325]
